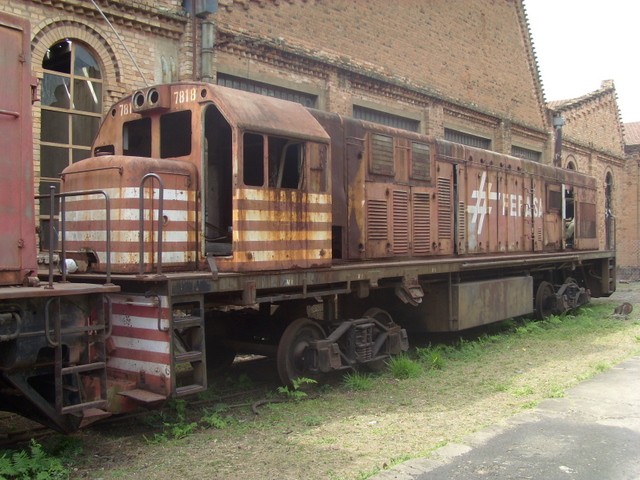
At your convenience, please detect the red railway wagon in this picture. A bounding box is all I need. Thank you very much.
[0,13,119,432]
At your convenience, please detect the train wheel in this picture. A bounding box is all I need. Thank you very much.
[276,318,324,385]
[362,307,394,372]
[535,281,555,320]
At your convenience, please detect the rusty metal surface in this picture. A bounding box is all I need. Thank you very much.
[210,85,330,143]
[0,282,119,300]
[452,276,533,331]
[0,13,37,286]
[61,155,198,274]
[60,80,614,291]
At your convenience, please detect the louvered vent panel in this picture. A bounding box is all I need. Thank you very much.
[413,192,431,254]
[370,134,394,176]
[537,228,543,243]
[367,199,388,241]
[458,201,466,243]
[437,177,453,239]
[393,190,409,254]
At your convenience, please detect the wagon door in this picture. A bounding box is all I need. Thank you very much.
[0,14,36,285]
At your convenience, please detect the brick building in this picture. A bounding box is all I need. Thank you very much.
[0,0,633,273]
[547,81,625,253]
[621,122,640,278]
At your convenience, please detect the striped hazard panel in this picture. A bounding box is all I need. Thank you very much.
[108,294,172,395]
[64,187,197,273]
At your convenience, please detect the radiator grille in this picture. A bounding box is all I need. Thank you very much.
[437,177,453,239]
[413,192,431,254]
[392,190,409,254]
[458,201,466,244]
[367,199,388,241]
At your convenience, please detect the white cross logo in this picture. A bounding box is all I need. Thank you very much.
[467,172,498,235]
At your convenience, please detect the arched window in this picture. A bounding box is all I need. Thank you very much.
[39,40,103,246]
[565,155,577,171]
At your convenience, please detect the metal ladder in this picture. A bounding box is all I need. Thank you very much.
[48,296,110,420]
[171,296,207,396]
[608,257,616,294]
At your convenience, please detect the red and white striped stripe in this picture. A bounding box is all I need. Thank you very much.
[108,293,172,395]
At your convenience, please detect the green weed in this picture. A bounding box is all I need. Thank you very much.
[277,377,317,400]
[594,361,610,373]
[415,345,445,370]
[342,371,374,391]
[546,384,565,398]
[0,439,68,480]
[201,413,228,429]
[510,385,534,397]
[387,353,422,379]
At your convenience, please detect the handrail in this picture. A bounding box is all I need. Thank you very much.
[139,173,165,275]
[60,165,123,179]
[36,187,113,285]
[0,108,20,117]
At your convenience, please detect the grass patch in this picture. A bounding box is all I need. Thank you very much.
[64,295,640,480]
[387,353,423,379]
[343,371,375,391]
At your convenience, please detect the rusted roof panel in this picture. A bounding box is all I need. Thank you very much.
[209,85,330,143]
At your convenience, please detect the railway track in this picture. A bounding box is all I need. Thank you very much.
[0,327,516,448]
[0,355,281,449]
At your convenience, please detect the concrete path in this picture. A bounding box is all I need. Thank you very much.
[372,356,640,480]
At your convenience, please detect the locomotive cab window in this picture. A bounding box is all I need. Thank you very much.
[161,110,192,158]
[546,184,562,213]
[243,133,265,187]
[243,132,314,190]
[123,118,151,157]
[268,137,303,189]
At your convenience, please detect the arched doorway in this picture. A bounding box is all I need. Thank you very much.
[39,39,103,249]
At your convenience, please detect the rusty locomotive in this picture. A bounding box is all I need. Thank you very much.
[0,13,615,432]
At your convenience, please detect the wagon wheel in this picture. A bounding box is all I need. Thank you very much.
[276,318,325,385]
[362,307,394,372]
[535,281,556,320]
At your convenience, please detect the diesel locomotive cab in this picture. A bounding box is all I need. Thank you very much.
[62,83,333,274]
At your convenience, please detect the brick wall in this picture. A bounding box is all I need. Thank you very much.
[2,0,634,276]
[214,0,546,130]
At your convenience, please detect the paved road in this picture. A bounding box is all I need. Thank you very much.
[373,356,640,480]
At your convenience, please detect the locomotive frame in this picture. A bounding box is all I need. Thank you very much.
[0,13,615,432]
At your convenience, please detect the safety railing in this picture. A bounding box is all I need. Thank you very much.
[36,186,113,286]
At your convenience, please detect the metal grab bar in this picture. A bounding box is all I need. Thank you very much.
[59,165,123,179]
[44,297,59,347]
[139,173,164,275]
[36,188,113,285]
[0,305,23,341]
[0,108,20,117]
